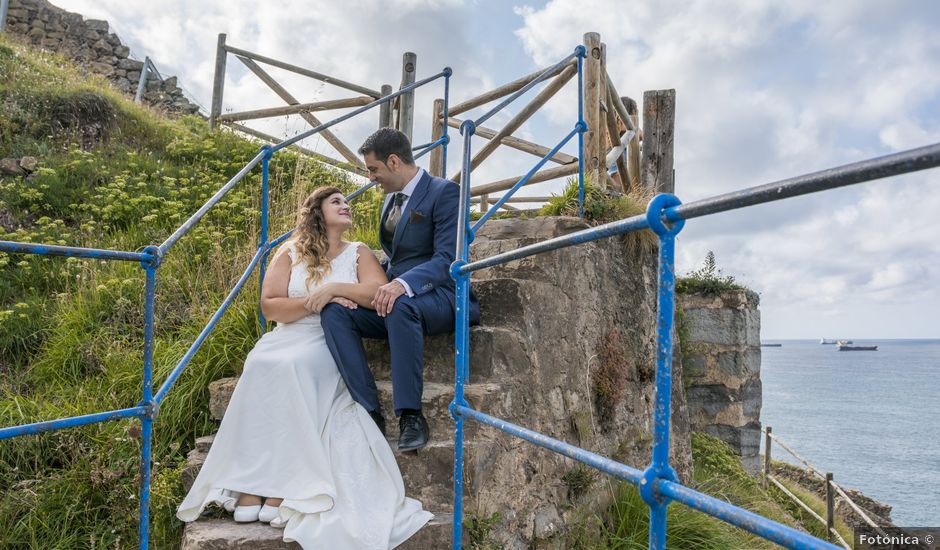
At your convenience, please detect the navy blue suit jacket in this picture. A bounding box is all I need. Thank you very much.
[381,171,479,320]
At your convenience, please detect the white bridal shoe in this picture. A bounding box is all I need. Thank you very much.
[258,504,279,523]
[233,504,261,523]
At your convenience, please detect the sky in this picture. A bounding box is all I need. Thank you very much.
[51,0,940,339]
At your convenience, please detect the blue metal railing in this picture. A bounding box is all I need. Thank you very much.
[0,66,451,549]
[448,43,940,550]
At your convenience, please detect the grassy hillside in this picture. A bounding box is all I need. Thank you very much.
[0,33,383,548]
[0,34,826,550]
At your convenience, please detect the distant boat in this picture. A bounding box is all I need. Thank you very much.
[821,339,852,345]
[838,345,877,351]
[761,343,783,347]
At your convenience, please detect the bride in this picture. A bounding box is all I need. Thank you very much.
[177,185,432,548]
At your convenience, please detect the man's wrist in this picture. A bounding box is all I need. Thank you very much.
[394,278,414,297]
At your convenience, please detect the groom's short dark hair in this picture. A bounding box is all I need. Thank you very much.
[359,128,415,165]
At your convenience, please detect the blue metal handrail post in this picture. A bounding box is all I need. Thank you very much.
[641,194,685,548]
[576,46,586,217]
[138,246,160,549]
[449,119,475,549]
[257,146,272,332]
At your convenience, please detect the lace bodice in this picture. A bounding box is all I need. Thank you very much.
[280,240,361,326]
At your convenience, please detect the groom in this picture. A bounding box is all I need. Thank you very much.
[322,128,480,451]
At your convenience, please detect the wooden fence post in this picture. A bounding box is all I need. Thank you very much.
[598,42,610,189]
[399,52,417,142]
[641,89,676,194]
[379,84,393,129]
[583,32,603,189]
[430,99,444,177]
[763,426,772,489]
[826,473,834,542]
[209,33,227,130]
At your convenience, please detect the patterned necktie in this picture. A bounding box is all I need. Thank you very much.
[382,192,406,244]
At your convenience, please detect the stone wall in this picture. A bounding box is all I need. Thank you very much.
[679,289,762,473]
[464,218,693,548]
[3,0,201,115]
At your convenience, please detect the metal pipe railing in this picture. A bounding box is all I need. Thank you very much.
[0,241,151,263]
[272,68,451,152]
[159,148,267,255]
[472,124,580,231]
[0,405,147,440]
[474,51,578,128]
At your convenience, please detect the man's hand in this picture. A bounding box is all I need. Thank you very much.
[372,280,406,317]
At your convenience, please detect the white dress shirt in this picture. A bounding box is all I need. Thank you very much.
[384,168,425,297]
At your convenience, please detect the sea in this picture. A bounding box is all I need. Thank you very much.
[759,339,940,526]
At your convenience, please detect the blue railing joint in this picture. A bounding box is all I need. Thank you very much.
[139,245,162,269]
[459,119,476,136]
[443,66,453,78]
[258,144,273,160]
[449,259,469,281]
[576,120,588,133]
[136,398,158,419]
[640,463,677,510]
[575,44,587,57]
[645,193,685,236]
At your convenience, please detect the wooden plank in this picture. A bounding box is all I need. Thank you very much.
[450,63,577,183]
[767,475,827,526]
[399,52,417,142]
[209,33,227,130]
[448,60,576,118]
[470,162,579,197]
[641,89,676,194]
[606,77,643,189]
[826,473,835,543]
[218,96,374,123]
[223,121,368,176]
[447,117,577,165]
[236,55,366,170]
[605,85,631,193]
[379,84,393,128]
[583,32,604,189]
[429,99,445,177]
[763,426,772,489]
[597,42,609,188]
[225,44,381,98]
[470,196,553,203]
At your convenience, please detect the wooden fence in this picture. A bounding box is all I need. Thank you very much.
[762,426,889,549]
[207,31,677,215]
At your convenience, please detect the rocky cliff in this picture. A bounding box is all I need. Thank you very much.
[679,289,762,473]
[3,0,201,114]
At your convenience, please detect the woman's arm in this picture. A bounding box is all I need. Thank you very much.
[305,244,388,312]
[260,246,311,323]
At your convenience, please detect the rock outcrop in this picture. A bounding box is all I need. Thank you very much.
[679,289,762,473]
[3,0,201,115]
[180,217,693,548]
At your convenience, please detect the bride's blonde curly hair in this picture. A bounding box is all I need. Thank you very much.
[291,185,345,287]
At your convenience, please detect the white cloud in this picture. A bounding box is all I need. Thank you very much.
[48,0,940,337]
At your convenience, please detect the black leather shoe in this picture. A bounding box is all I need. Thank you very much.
[369,410,386,437]
[398,411,429,451]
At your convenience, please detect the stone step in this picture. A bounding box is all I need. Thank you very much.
[375,380,506,439]
[365,324,528,384]
[181,512,458,549]
[182,432,493,513]
[208,378,507,439]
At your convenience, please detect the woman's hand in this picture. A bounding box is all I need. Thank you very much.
[304,283,336,313]
[329,297,358,309]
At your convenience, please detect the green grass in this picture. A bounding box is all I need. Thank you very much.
[564,432,814,549]
[0,33,380,548]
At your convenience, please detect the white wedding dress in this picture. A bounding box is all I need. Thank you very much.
[177,241,432,549]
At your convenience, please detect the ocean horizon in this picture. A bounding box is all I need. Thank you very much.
[758,338,939,526]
